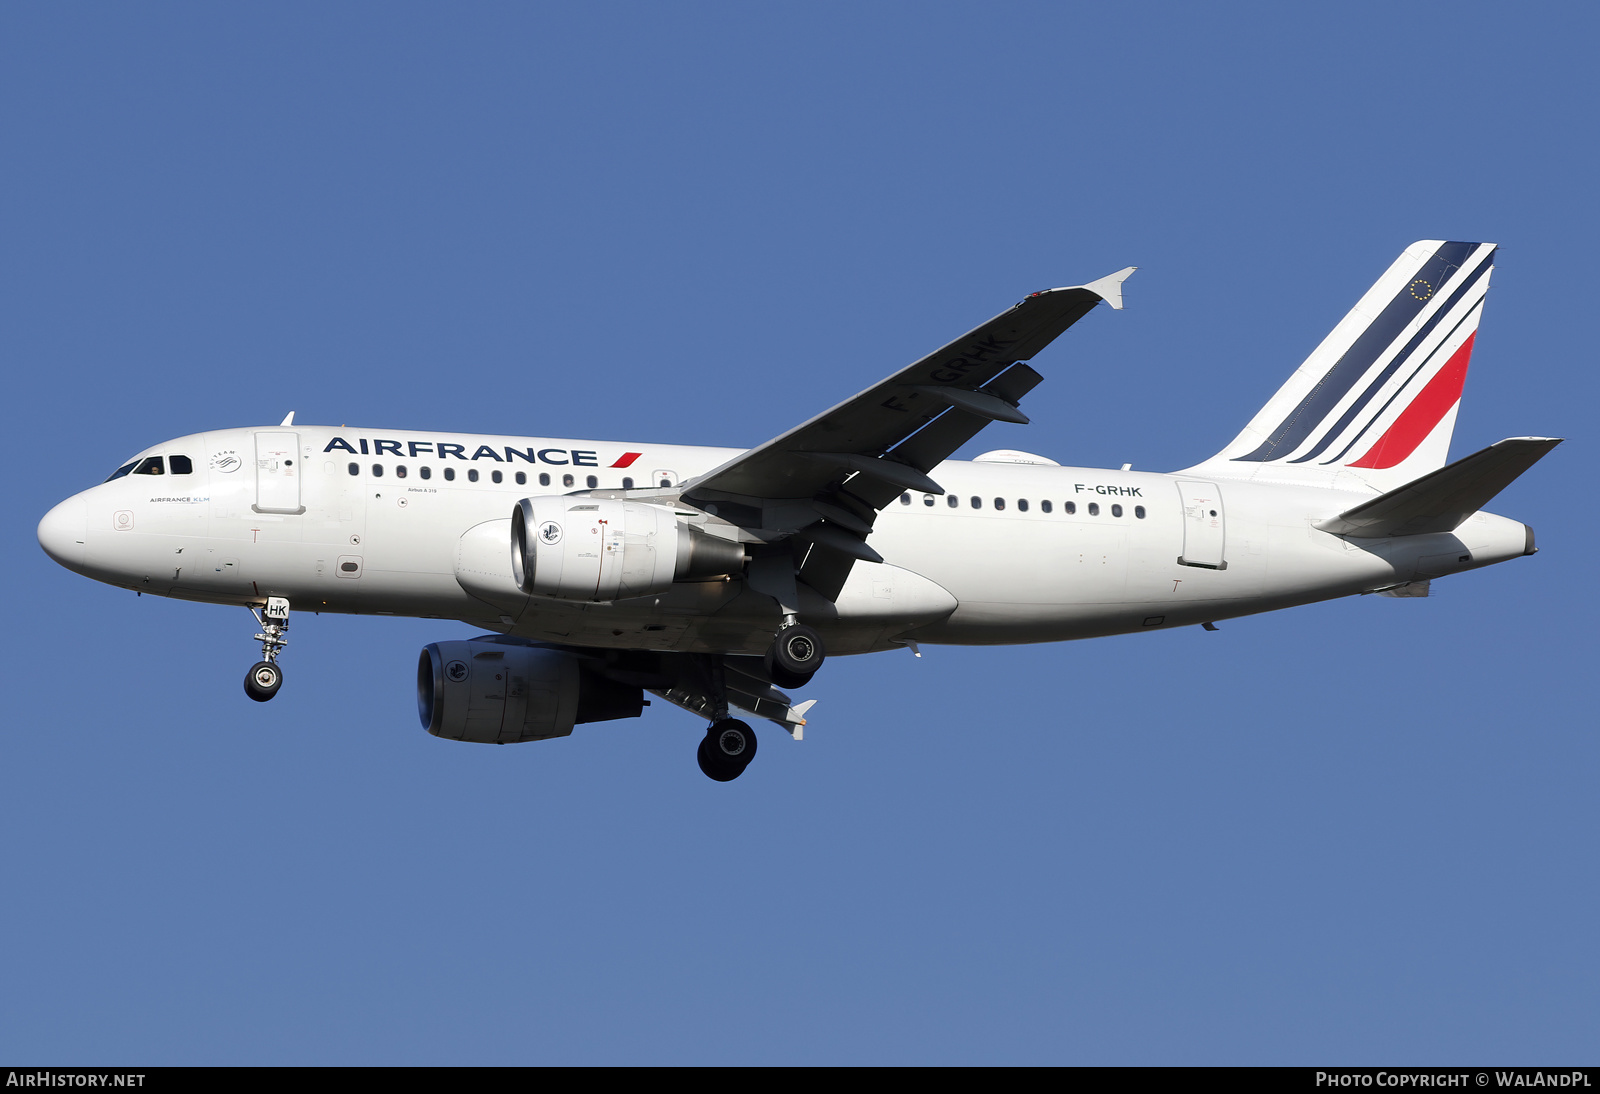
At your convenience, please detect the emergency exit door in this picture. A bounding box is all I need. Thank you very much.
[254,431,304,514]
[1176,480,1226,569]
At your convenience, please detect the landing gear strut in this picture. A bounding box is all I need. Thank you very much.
[697,718,758,781]
[244,597,290,702]
[764,621,824,690]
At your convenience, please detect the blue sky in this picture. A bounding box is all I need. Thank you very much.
[3,3,1595,1064]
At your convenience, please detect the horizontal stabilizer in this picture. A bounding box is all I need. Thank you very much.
[1315,437,1560,537]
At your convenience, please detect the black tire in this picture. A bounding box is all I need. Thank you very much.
[763,648,814,691]
[697,736,744,782]
[244,661,283,703]
[770,623,824,677]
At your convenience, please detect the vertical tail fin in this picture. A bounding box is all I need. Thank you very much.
[1184,240,1497,493]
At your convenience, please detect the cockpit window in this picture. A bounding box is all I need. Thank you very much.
[132,457,166,475]
[169,455,193,474]
[104,460,138,482]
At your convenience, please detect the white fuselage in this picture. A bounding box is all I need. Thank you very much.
[39,425,1533,657]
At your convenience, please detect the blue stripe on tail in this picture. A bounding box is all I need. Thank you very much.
[1293,249,1493,464]
[1233,241,1479,463]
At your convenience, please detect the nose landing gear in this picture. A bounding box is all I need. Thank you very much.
[243,597,290,702]
[697,718,758,781]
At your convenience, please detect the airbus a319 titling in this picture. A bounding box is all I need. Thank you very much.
[39,241,1557,780]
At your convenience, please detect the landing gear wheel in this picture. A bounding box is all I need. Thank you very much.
[245,599,290,703]
[244,661,283,702]
[712,719,758,764]
[697,719,757,781]
[767,623,824,684]
[763,650,814,691]
[697,738,741,781]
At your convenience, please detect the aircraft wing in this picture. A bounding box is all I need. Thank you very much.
[650,655,816,736]
[682,267,1134,599]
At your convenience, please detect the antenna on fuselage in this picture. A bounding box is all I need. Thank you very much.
[279,411,295,426]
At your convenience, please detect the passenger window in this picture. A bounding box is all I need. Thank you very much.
[396,465,408,479]
[515,471,526,485]
[133,457,165,475]
[347,463,359,476]
[104,460,138,482]
[1135,506,1146,519]
[563,474,575,488]
[1041,500,1052,513]
[468,469,479,482]
[1112,504,1123,517]
[372,464,384,478]
[1064,501,1075,514]
[900,493,911,505]
[587,475,598,489]
[923,494,935,507]
[947,495,958,508]
[539,473,551,487]
[1018,499,1029,512]
[492,470,503,484]
[1088,502,1099,516]
[420,466,431,480]
[622,477,634,490]
[444,467,455,481]
[970,496,981,509]
[169,455,193,474]
[994,498,1006,510]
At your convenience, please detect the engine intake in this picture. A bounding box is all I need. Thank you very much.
[510,496,745,602]
[418,638,645,745]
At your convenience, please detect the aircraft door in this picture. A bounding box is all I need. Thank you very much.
[254,431,304,514]
[1176,480,1226,569]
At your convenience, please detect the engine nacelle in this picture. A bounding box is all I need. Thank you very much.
[510,496,745,602]
[418,638,645,745]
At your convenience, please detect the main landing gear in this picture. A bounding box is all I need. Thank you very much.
[764,621,824,690]
[697,719,758,781]
[244,597,290,702]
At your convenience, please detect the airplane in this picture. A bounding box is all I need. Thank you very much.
[37,240,1558,781]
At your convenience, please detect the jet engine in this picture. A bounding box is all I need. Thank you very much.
[510,496,746,602]
[418,638,645,744]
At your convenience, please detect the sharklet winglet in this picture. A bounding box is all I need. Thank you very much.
[1082,266,1136,310]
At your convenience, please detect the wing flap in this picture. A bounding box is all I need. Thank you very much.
[649,662,812,732]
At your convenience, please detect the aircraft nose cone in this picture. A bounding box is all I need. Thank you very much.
[38,495,87,570]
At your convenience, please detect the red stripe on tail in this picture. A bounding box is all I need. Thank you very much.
[1348,333,1476,470]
